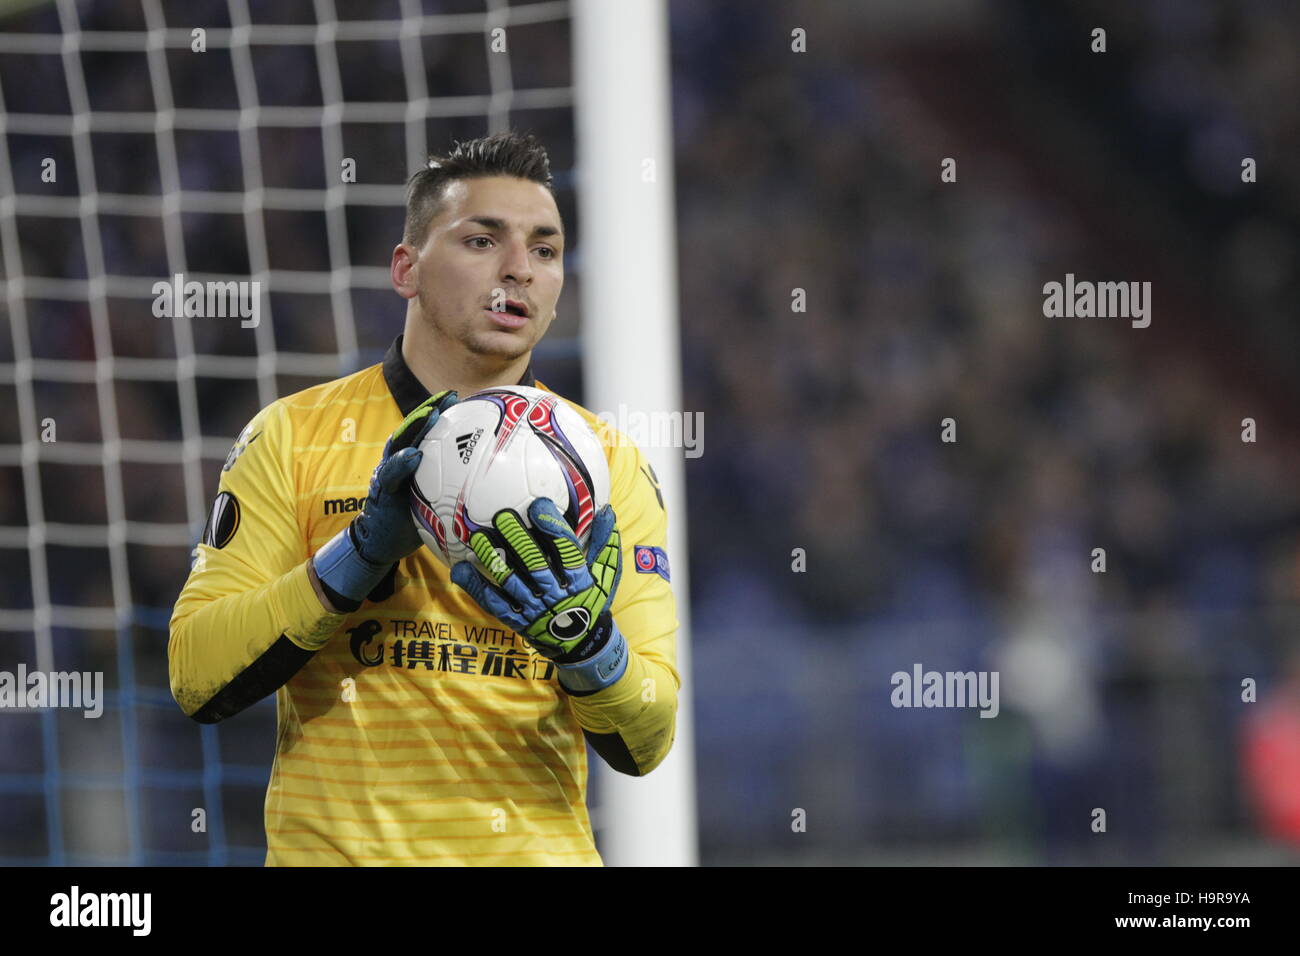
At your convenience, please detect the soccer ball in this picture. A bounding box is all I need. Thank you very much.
[409,385,611,569]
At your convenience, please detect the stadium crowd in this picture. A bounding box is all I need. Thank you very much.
[0,0,1296,863]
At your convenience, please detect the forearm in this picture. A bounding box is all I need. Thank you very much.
[561,645,679,776]
[307,557,350,613]
[168,559,345,722]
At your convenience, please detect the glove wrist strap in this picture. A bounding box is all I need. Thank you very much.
[312,525,390,610]
[555,616,628,695]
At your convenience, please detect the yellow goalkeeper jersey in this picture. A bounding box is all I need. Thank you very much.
[169,335,680,866]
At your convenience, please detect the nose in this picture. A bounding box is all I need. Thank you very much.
[500,235,533,286]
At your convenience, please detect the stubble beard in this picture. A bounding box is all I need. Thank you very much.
[417,289,536,364]
[465,327,532,360]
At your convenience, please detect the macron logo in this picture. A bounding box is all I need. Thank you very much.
[50,886,151,936]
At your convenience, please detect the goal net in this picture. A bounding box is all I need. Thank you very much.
[0,0,589,865]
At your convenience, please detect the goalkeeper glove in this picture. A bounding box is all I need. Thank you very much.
[313,389,458,611]
[450,498,628,693]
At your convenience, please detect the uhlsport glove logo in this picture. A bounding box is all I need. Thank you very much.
[549,607,591,642]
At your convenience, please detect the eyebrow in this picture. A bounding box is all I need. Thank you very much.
[464,216,562,241]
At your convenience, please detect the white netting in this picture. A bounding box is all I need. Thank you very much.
[0,0,580,863]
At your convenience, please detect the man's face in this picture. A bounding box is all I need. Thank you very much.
[399,175,564,362]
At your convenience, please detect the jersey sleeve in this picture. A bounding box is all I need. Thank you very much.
[562,424,681,776]
[168,400,345,721]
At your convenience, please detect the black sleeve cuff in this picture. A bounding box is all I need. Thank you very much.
[582,729,641,776]
[190,634,317,724]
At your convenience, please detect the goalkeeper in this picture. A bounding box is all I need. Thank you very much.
[168,131,679,866]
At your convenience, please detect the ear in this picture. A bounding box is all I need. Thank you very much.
[391,243,419,300]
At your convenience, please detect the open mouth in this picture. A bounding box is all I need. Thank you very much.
[485,305,530,329]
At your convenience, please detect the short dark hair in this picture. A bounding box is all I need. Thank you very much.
[403,130,556,246]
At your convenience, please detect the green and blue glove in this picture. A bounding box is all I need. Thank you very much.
[313,390,458,611]
[450,498,627,693]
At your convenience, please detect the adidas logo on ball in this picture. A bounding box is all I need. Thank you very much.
[455,428,483,464]
[409,385,611,570]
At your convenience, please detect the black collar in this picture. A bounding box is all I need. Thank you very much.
[382,334,537,417]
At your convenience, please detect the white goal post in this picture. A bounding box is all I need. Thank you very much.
[573,0,697,867]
